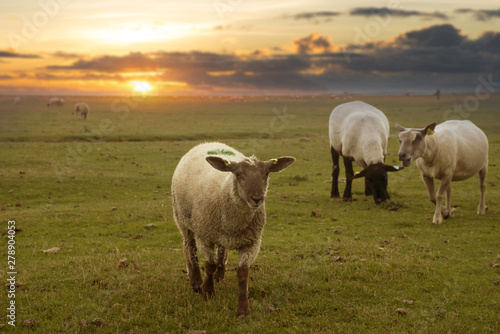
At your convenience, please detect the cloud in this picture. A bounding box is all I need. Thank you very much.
[0,50,40,58]
[27,24,500,94]
[292,32,333,54]
[350,7,448,20]
[51,51,82,59]
[454,8,500,21]
[396,24,464,47]
[284,11,341,21]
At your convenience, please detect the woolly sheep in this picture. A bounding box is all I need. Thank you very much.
[47,97,64,107]
[74,102,90,120]
[13,97,21,105]
[329,101,403,203]
[171,142,295,317]
[396,120,488,225]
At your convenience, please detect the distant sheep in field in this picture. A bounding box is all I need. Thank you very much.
[397,120,488,225]
[171,142,295,317]
[74,102,89,120]
[13,97,21,105]
[47,97,64,107]
[329,101,403,204]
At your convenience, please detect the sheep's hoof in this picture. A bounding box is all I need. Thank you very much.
[342,197,353,202]
[214,270,225,282]
[192,287,202,294]
[236,304,250,317]
[330,192,340,198]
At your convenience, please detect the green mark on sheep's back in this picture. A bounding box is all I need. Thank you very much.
[207,148,236,156]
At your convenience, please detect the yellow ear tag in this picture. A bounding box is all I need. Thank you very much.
[271,158,278,164]
[426,128,435,136]
[224,159,231,166]
[354,171,360,176]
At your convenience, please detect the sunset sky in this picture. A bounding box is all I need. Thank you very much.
[1,0,499,95]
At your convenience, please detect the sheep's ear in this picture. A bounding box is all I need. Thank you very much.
[206,156,235,172]
[395,123,406,132]
[268,157,295,173]
[421,123,437,137]
[384,165,404,172]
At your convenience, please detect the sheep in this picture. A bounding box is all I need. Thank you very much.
[396,120,488,225]
[171,142,295,317]
[74,102,90,120]
[47,97,64,107]
[329,101,403,203]
[13,97,21,105]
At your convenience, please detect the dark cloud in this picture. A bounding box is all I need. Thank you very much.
[293,33,333,54]
[350,7,448,20]
[285,11,341,20]
[454,8,500,21]
[397,24,464,47]
[0,50,39,58]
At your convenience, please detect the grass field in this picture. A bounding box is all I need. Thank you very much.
[0,94,499,333]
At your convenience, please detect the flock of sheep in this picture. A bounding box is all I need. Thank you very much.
[13,97,90,120]
[171,100,489,317]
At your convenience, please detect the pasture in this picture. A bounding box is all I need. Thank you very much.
[0,95,499,333]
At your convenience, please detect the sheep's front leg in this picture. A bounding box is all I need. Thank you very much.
[442,185,452,218]
[330,147,340,198]
[199,243,217,298]
[477,166,487,215]
[236,242,261,317]
[432,177,451,225]
[342,157,354,202]
[236,264,250,317]
[182,230,202,293]
[422,175,436,204]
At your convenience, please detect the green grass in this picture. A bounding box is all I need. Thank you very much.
[0,95,499,333]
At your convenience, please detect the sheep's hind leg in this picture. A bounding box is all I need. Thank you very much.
[183,230,203,293]
[330,147,340,198]
[214,246,228,282]
[477,166,487,215]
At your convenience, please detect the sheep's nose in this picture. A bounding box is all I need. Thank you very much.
[251,197,262,205]
[398,153,406,161]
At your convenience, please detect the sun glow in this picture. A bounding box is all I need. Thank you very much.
[132,81,152,92]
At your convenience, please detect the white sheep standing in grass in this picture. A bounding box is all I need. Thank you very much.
[74,102,90,120]
[47,97,64,107]
[171,142,295,317]
[396,120,488,225]
[329,101,403,203]
[13,97,21,105]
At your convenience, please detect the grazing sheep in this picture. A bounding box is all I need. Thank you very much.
[171,142,295,317]
[13,97,21,105]
[329,101,403,203]
[74,102,90,120]
[396,120,488,225]
[47,97,64,107]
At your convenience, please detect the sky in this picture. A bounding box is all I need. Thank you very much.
[0,0,499,95]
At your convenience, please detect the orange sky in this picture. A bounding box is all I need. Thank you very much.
[1,0,499,95]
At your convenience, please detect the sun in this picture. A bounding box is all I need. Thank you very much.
[132,81,152,93]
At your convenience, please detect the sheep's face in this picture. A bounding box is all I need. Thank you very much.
[352,163,402,204]
[206,155,296,209]
[396,123,436,167]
